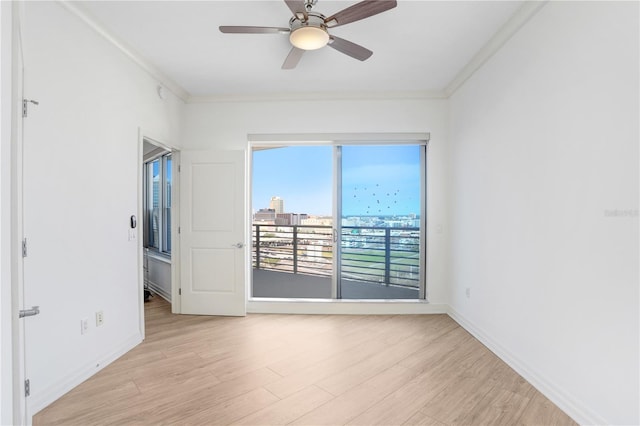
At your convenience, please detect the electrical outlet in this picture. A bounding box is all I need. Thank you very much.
[81,318,89,335]
[465,288,471,298]
[96,311,104,327]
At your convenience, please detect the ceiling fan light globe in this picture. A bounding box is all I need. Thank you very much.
[289,26,329,50]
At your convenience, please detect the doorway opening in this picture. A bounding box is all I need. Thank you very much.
[141,139,175,306]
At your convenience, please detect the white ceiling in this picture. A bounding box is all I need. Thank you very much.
[76,0,524,98]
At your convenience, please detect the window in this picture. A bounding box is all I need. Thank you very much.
[144,153,172,254]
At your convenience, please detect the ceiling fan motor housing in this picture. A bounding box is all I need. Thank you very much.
[289,12,330,50]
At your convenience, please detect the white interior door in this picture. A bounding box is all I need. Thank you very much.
[179,150,246,316]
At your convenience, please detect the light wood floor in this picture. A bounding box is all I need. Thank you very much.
[34,296,576,425]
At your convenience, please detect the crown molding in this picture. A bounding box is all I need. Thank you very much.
[444,0,548,98]
[187,90,447,104]
[57,1,190,102]
[57,0,545,104]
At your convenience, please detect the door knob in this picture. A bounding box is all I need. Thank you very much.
[232,243,245,248]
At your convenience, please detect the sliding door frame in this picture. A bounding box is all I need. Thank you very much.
[333,146,342,299]
[419,144,427,300]
[249,133,430,302]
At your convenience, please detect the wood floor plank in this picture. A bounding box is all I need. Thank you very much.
[398,325,472,372]
[346,366,459,425]
[198,315,363,382]
[138,367,283,425]
[32,296,576,426]
[32,380,140,425]
[132,357,222,393]
[316,317,459,396]
[37,371,220,426]
[266,315,395,378]
[457,386,531,425]
[86,373,221,425]
[264,321,419,399]
[81,367,278,425]
[402,410,447,426]
[232,385,333,425]
[180,387,280,425]
[91,348,167,377]
[461,349,537,400]
[290,365,419,426]
[518,392,578,425]
[418,375,494,424]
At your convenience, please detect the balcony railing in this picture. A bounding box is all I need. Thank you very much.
[252,224,420,289]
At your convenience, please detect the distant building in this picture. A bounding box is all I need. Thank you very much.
[301,216,333,226]
[269,196,284,214]
[386,220,405,228]
[254,208,276,224]
[276,213,309,226]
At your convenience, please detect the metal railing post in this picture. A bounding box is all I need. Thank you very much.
[293,225,298,274]
[255,225,261,269]
[384,228,391,286]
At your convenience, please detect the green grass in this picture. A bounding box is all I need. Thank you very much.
[341,249,419,266]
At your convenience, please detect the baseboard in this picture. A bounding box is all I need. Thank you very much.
[248,298,448,315]
[446,306,607,426]
[26,332,143,423]
[147,281,171,303]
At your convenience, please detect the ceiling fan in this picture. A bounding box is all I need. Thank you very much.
[219,0,397,69]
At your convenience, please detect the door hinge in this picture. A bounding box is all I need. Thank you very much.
[178,165,181,172]
[178,288,181,295]
[22,99,39,118]
[19,306,40,318]
[25,379,30,397]
[22,238,27,258]
[178,227,181,234]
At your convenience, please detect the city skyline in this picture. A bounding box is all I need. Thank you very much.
[252,145,421,216]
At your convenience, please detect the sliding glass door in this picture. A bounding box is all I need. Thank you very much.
[338,145,423,299]
[252,143,426,300]
[252,146,334,298]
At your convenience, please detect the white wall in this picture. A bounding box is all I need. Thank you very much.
[448,2,638,425]
[18,1,183,418]
[183,97,450,305]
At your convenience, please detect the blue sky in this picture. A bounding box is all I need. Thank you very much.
[252,145,420,216]
[342,145,420,216]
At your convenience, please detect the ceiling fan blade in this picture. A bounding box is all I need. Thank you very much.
[328,35,373,61]
[284,0,308,19]
[219,26,290,34]
[324,0,397,28]
[282,47,305,69]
